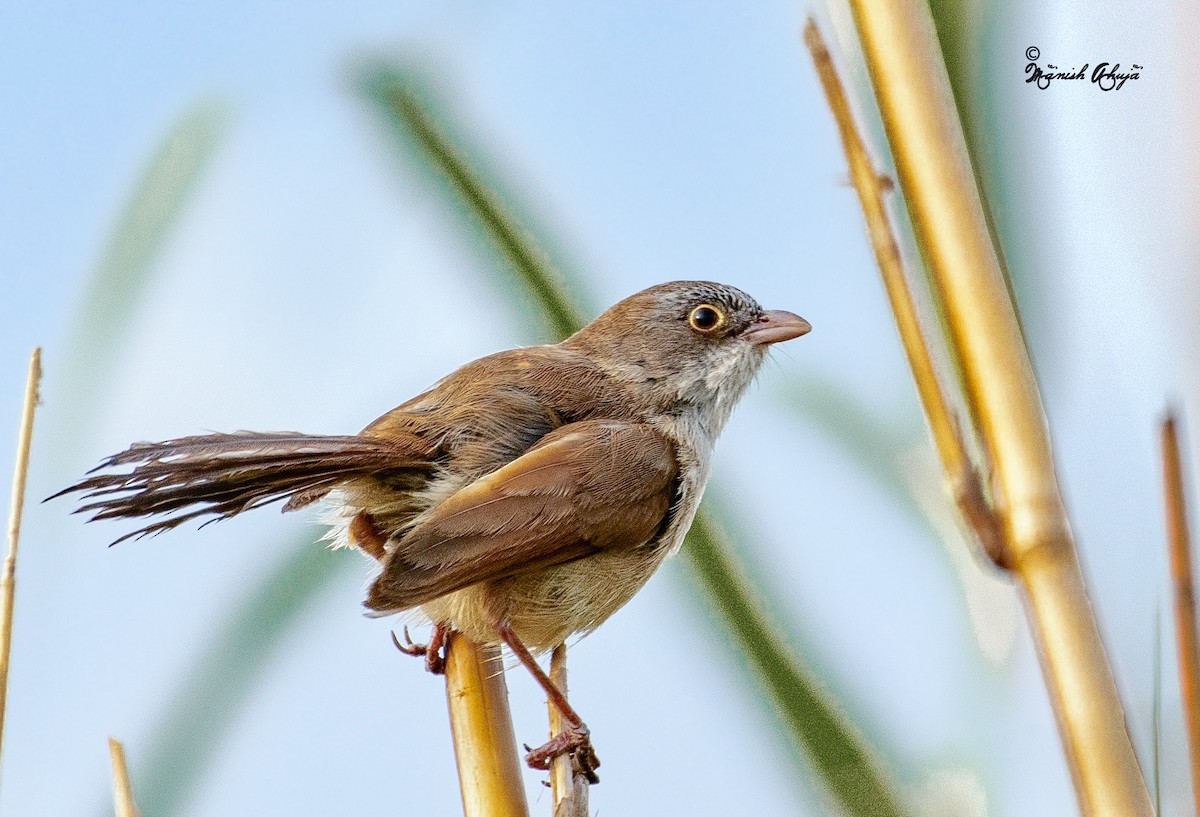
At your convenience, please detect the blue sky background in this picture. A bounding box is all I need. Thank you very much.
[2,2,1196,815]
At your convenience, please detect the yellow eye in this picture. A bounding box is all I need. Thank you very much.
[687,304,726,333]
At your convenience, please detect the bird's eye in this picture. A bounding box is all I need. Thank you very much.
[687,304,726,334]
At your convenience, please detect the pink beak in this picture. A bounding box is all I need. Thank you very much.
[741,310,812,345]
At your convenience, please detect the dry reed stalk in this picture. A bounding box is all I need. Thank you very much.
[1162,412,1200,814]
[834,3,1151,813]
[0,348,42,778]
[443,631,529,817]
[547,645,588,817]
[802,20,1003,566]
[108,737,139,817]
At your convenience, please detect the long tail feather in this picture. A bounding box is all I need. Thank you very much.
[49,431,434,543]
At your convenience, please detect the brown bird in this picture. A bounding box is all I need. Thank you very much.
[54,280,810,779]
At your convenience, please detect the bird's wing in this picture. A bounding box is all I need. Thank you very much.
[366,419,679,611]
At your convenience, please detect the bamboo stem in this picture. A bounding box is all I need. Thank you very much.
[547,645,587,817]
[802,21,1004,568]
[547,646,569,810]
[844,2,1151,814]
[444,631,529,817]
[108,737,139,817]
[0,348,42,781]
[804,22,958,479]
[1162,411,1200,815]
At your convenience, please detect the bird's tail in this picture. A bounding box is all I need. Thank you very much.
[50,431,433,543]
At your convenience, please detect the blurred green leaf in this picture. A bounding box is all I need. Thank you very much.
[128,545,350,817]
[682,510,909,817]
[67,100,229,414]
[61,100,345,817]
[924,0,977,115]
[357,61,589,342]
[358,61,913,817]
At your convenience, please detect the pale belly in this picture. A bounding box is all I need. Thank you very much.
[420,544,670,652]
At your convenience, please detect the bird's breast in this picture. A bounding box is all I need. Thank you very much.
[649,411,715,557]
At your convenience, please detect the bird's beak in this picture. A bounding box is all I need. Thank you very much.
[742,310,812,345]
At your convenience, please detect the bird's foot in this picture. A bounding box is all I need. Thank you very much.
[524,724,601,784]
[390,625,446,675]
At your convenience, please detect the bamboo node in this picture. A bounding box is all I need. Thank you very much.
[950,461,1009,571]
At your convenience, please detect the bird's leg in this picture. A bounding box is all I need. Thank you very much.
[493,621,600,783]
[391,623,448,675]
[361,513,448,674]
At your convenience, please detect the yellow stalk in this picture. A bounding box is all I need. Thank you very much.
[0,348,42,779]
[443,631,529,817]
[1162,412,1200,815]
[547,645,587,817]
[108,737,139,817]
[803,20,1003,567]
[843,2,1151,813]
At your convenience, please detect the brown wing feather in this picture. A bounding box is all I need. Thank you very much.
[366,420,678,612]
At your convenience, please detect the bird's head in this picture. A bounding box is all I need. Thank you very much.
[564,281,811,430]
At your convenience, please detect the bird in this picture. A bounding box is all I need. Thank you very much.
[53,280,810,780]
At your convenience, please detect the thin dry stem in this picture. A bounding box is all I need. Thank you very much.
[548,644,588,817]
[844,2,1151,813]
[0,348,42,776]
[443,631,529,817]
[108,737,139,817]
[1163,411,1200,815]
[802,21,1005,568]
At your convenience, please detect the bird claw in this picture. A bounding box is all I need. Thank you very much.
[391,627,426,655]
[390,626,446,674]
[523,724,601,784]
